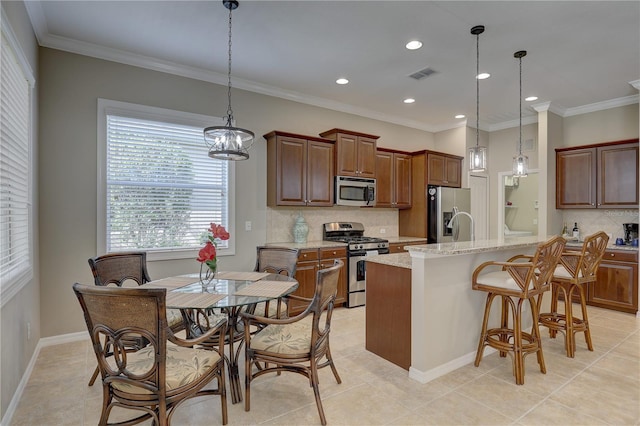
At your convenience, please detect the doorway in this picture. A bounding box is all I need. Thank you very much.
[469,174,488,240]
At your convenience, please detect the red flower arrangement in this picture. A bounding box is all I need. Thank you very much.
[197,223,230,273]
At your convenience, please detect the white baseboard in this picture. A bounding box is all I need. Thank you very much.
[1,331,88,426]
[408,347,497,384]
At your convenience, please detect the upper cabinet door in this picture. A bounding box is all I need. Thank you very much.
[427,153,462,187]
[335,133,358,176]
[276,135,308,205]
[375,151,393,207]
[394,153,412,208]
[598,143,639,208]
[556,148,597,209]
[357,137,377,178]
[306,140,334,206]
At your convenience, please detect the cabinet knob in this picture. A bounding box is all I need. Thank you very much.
[610,253,615,257]
[443,180,448,183]
[332,251,336,255]
[303,254,307,258]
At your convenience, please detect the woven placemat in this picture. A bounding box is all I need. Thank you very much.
[233,280,296,297]
[216,271,271,281]
[145,276,198,289]
[166,292,226,309]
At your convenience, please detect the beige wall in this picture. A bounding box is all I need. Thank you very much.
[0,1,40,419]
[37,48,438,339]
[563,104,639,146]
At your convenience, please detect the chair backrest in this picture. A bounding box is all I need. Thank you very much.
[560,231,609,282]
[305,259,343,350]
[72,283,168,395]
[253,247,299,277]
[530,235,566,293]
[88,251,151,287]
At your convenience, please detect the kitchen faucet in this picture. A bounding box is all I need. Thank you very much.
[447,209,475,242]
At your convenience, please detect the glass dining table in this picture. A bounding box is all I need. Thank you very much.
[144,271,299,404]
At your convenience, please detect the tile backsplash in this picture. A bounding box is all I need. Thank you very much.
[267,207,399,242]
[562,209,639,240]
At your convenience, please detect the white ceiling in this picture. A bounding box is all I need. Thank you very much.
[24,0,640,132]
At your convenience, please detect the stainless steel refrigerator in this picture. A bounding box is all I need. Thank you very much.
[427,185,472,243]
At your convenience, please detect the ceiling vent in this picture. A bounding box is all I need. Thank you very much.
[409,67,438,80]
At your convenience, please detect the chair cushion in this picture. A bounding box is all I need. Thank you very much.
[475,270,530,292]
[553,264,583,279]
[166,309,183,328]
[250,316,312,355]
[110,346,221,395]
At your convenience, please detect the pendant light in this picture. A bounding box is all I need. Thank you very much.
[512,50,528,177]
[204,0,254,161]
[468,25,487,173]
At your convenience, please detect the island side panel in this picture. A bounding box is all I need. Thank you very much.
[365,262,412,370]
[409,246,537,382]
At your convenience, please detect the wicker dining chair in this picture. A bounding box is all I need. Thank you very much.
[87,251,185,386]
[472,236,566,385]
[240,259,343,425]
[73,283,228,426]
[251,246,299,318]
[538,231,609,357]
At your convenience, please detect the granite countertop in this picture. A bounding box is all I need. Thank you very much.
[366,252,412,269]
[387,236,428,244]
[565,241,639,252]
[265,241,348,250]
[406,235,551,257]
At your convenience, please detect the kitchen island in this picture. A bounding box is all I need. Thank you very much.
[366,236,551,383]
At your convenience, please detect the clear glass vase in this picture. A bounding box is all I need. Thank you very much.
[199,262,217,291]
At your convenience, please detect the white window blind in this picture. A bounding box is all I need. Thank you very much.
[105,114,230,254]
[0,28,33,300]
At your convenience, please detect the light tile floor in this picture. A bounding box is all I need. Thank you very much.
[10,303,640,425]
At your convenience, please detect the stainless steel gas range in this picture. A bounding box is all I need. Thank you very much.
[322,222,389,307]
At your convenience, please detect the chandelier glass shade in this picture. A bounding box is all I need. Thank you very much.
[204,0,254,161]
[512,50,528,177]
[468,25,487,173]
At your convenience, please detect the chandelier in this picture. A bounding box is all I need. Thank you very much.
[204,0,254,161]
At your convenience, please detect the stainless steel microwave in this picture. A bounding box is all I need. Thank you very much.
[335,176,376,207]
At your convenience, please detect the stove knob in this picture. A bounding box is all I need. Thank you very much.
[358,244,363,250]
[378,243,384,248]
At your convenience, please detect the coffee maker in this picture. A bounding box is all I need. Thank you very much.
[623,223,638,244]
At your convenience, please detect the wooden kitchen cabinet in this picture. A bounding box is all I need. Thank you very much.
[388,240,427,253]
[375,149,412,208]
[398,150,464,237]
[319,128,379,178]
[427,153,462,187]
[556,140,639,209]
[588,249,638,314]
[265,131,334,207]
[290,246,347,315]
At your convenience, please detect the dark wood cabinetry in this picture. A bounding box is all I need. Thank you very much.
[265,131,334,207]
[427,153,462,187]
[290,247,347,315]
[398,150,463,237]
[588,249,638,314]
[556,140,638,209]
[388,240,427,254]
[375,149,412,209]
[319,128,379,178]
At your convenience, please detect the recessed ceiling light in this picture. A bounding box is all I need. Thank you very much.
[455,114,465,119]
[525,96,538,102]
[403,98,416,104]
[406,40,423,50]
[336,78,349,85]
[476,73,490,80]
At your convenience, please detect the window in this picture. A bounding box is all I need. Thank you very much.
[0,17,35,305]
[97,99,235,261]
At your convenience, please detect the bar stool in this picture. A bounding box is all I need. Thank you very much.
[472,236,566,384]
[538,231,609,358]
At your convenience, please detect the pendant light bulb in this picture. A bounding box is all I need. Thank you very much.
[204,0,254,161]
[469,25,487,173]
[512,50,528,177]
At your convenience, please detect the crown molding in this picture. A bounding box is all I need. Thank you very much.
[531,101,551,112]
[23,1,640,136]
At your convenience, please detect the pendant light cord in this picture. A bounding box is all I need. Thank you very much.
[519,55,522,155]
[225,4,234,126]
[476,32,480,148]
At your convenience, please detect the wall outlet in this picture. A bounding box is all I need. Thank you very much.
[27,321,31,340]
[245,221,252,231]
[533,219,538,225]
[380,228,386,234]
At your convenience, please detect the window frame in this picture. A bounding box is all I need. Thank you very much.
[97,98,236,262]
[0,13,36,307]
